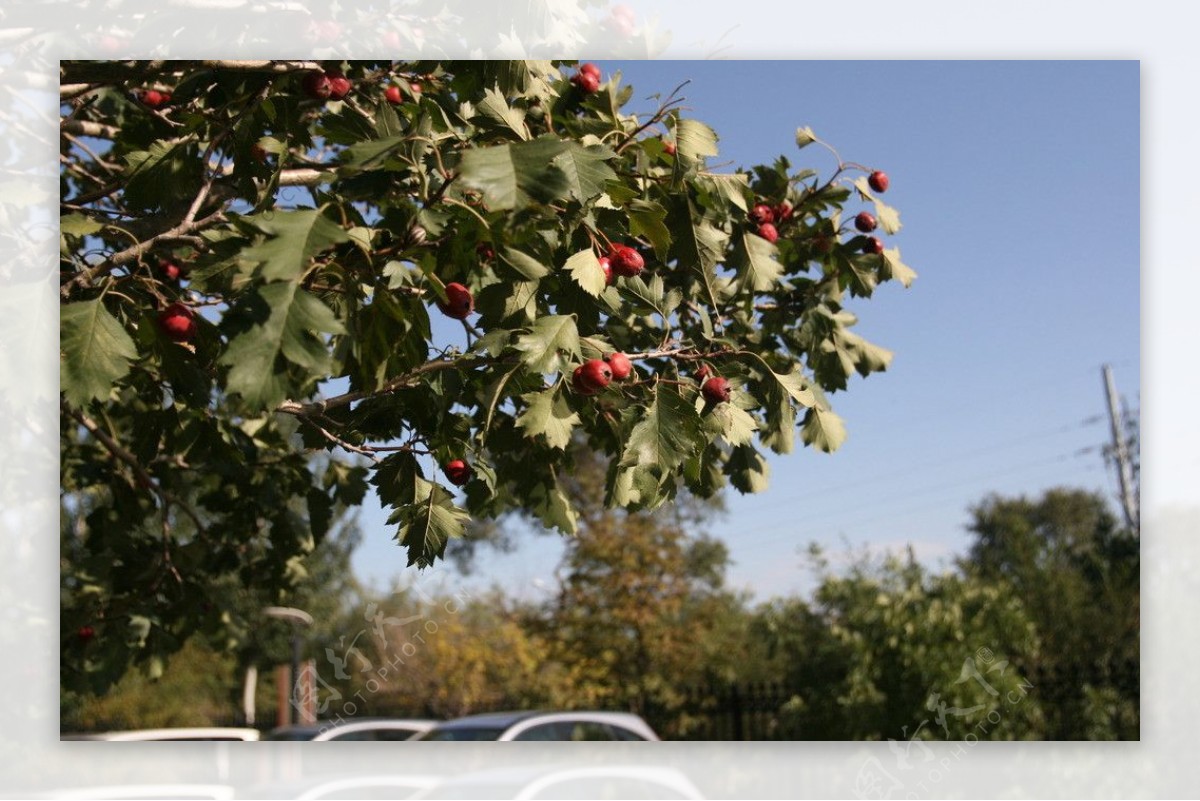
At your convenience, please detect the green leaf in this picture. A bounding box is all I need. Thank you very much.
[802,406,847,453]
[219,283,345,409]
[564,248,606,297]
[708,402,758,447]
[513,315,580,375]
[838,329,894,377]
[389,475,470,567]
[670,198,728,305]
[239,210,351,282]
[530,475,578,535]
[500,247,550,280]
[458,136,573,210]
[551,143,618,204]
[700,173,750,213]
[628,199,672,261]
[338,133,409,170]
[874,201,902,235]
[727,444,770,494]
[881,247,918,288]
[621,383,703,471]
[123,140,203,210]
[731,230,783,293]
[676,118,719,163]
[516,389,581,450]
[60,299,139,406]
[60,214,105,238]
[475,86,530,140]
[770,368,816,408]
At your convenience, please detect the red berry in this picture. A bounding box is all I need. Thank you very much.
[385,85,403,104]
[757,223,779,243]
[138,89,167,109]
[774,201,794,222]
[157,303,196,343]
[701,376,731,404]
[854,212,877,233]
[301,71,332,100]
[436,282,474,319]
[608,245,644,278]
[749,204,775,225]
[572,365,599,396]
[663,139,676,156]
[327,71,352,100]
[579,62,601,78]
[598,256,613,286]
[571,69,600,94]
[868,171,890,193]
[157,258,183,283]
[605,352,632,381]
[476,243,495,262]
[695,365,711,382]
[577,358,613,393]
[443,459,472,487]
[77,625,95,643]
[863,236,885,255]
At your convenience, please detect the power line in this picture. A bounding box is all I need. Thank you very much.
[731,415,1105,521]
[727,450,1103,552]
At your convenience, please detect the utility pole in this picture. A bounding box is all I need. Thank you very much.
[1102,364,1139,531]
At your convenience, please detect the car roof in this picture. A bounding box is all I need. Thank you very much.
[428,710,657,732]
[431,711,542,729]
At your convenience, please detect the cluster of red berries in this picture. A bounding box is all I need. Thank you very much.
[571,62,602,95]
[385,82,422,104]
[572,352,633,396]
[302,70,352,101]
[606,244,644,280]
[748,200,794,244]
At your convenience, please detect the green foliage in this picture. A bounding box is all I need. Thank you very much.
[60,60,915,692]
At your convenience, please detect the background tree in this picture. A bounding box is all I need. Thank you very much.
[59,59,914,692]
[961,488,1139,739]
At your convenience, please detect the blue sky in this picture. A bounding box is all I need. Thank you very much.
[351,61,1140,601]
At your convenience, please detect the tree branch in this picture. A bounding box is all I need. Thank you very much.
[63,400,209,537]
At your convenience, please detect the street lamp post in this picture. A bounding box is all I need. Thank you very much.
[262,606,314,727]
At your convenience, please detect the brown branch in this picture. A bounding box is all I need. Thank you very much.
[60,209,225,298]
[61,119,120,139]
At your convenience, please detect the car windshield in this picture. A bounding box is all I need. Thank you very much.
[420,726,507,741]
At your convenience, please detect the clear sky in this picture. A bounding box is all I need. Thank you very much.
[351,60,1140,602]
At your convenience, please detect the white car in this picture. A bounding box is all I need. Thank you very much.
[66,727,261,741]
[413,711,660,742]
[264,717,437,741]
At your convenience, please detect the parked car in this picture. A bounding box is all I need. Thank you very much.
[65,727,261,741]
[264,717,437,741]
[412,711,660,742]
